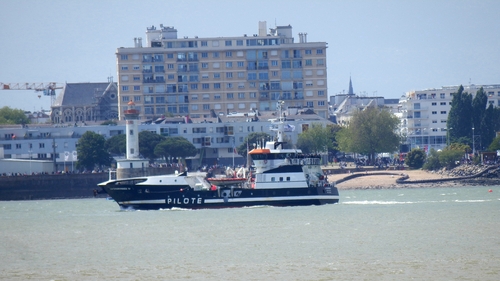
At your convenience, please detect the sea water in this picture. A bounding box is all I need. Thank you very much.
[0,186,498,280]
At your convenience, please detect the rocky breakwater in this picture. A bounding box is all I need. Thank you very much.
[399,164,500,186]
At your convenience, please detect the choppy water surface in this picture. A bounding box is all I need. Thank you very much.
[1,186,499,280]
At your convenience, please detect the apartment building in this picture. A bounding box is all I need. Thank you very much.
[116,21,328,120]
[399,84,500,152]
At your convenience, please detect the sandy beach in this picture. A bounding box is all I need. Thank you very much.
[327,169,498,190]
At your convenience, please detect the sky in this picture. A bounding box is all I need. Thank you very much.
[1,0,499,112]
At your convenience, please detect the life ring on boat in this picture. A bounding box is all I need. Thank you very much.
[251,182,255,189]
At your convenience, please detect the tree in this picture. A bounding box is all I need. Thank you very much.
[138,131,166,162]
[76,131,112,170]
[336,107,400,162]
[438,149,464,169]
[423,148,441,170]
[236,132,271,156]
[105,134,126,155]
[471,87,487,137]
[406,148,426,169]
[488,135,500,152]
[480,103,496,151]
[0,106,30,125]
[296,123,336,154]
[154,136,197,163]
[447,85,473,145]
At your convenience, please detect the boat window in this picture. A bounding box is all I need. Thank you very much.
[114,179,147,185]
[279,177,283,182]
[252,154,268,160]
[286,177,290,181]
[271,177,275,182]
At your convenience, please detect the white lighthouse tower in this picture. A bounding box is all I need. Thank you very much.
[124,101,140,159]
[116,101,149,179]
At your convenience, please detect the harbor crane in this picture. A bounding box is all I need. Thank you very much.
[0,82,64,105]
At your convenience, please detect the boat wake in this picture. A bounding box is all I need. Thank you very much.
[342,199,496,205]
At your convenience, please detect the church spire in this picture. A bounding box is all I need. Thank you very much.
[348,76,354,95]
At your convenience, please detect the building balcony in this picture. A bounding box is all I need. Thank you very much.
[143,78,166,83]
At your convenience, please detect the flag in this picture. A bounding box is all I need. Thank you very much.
[284,124,295,132]
[64,151,70,161]
[233,138,237,154]
[72,151,78,161]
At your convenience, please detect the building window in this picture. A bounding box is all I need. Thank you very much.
[305,50,312,55]
[203,104,210,110]
[316,49,323,54]
[318,90,325,96]
[122,96,130,102]
[237,61,244,68]
[441,111,447,114]
[39,143,45,148]
[306,101,313,107]
[120,55,128,60]
[249,92,256,98]
[122,86,129,91]
[213,52,219,58]
[440,93,445,99]
[202,83,209,89]
[226,72,233,78]
[214,83,221,89]
[226,62,233,68]
[227,93,234,99]
[432,111,437,114]
[318,101,325,106]
[226,51,232,57]
[133,86,140,91]
[238,93,245,99]
[317,59,324,65]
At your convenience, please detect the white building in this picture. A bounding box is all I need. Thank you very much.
[399,84,500,152]
[0,110,332,172]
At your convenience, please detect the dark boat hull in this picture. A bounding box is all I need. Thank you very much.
[100,184,339,210]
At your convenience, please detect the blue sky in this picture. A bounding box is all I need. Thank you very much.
[1,0,499,111]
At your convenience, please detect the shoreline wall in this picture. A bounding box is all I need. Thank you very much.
[0,167,180,201]
[0,173,109,200]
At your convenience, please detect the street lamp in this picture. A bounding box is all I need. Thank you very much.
[472,127,475,156]
[28,149,32,175]
[447,127,453,147]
